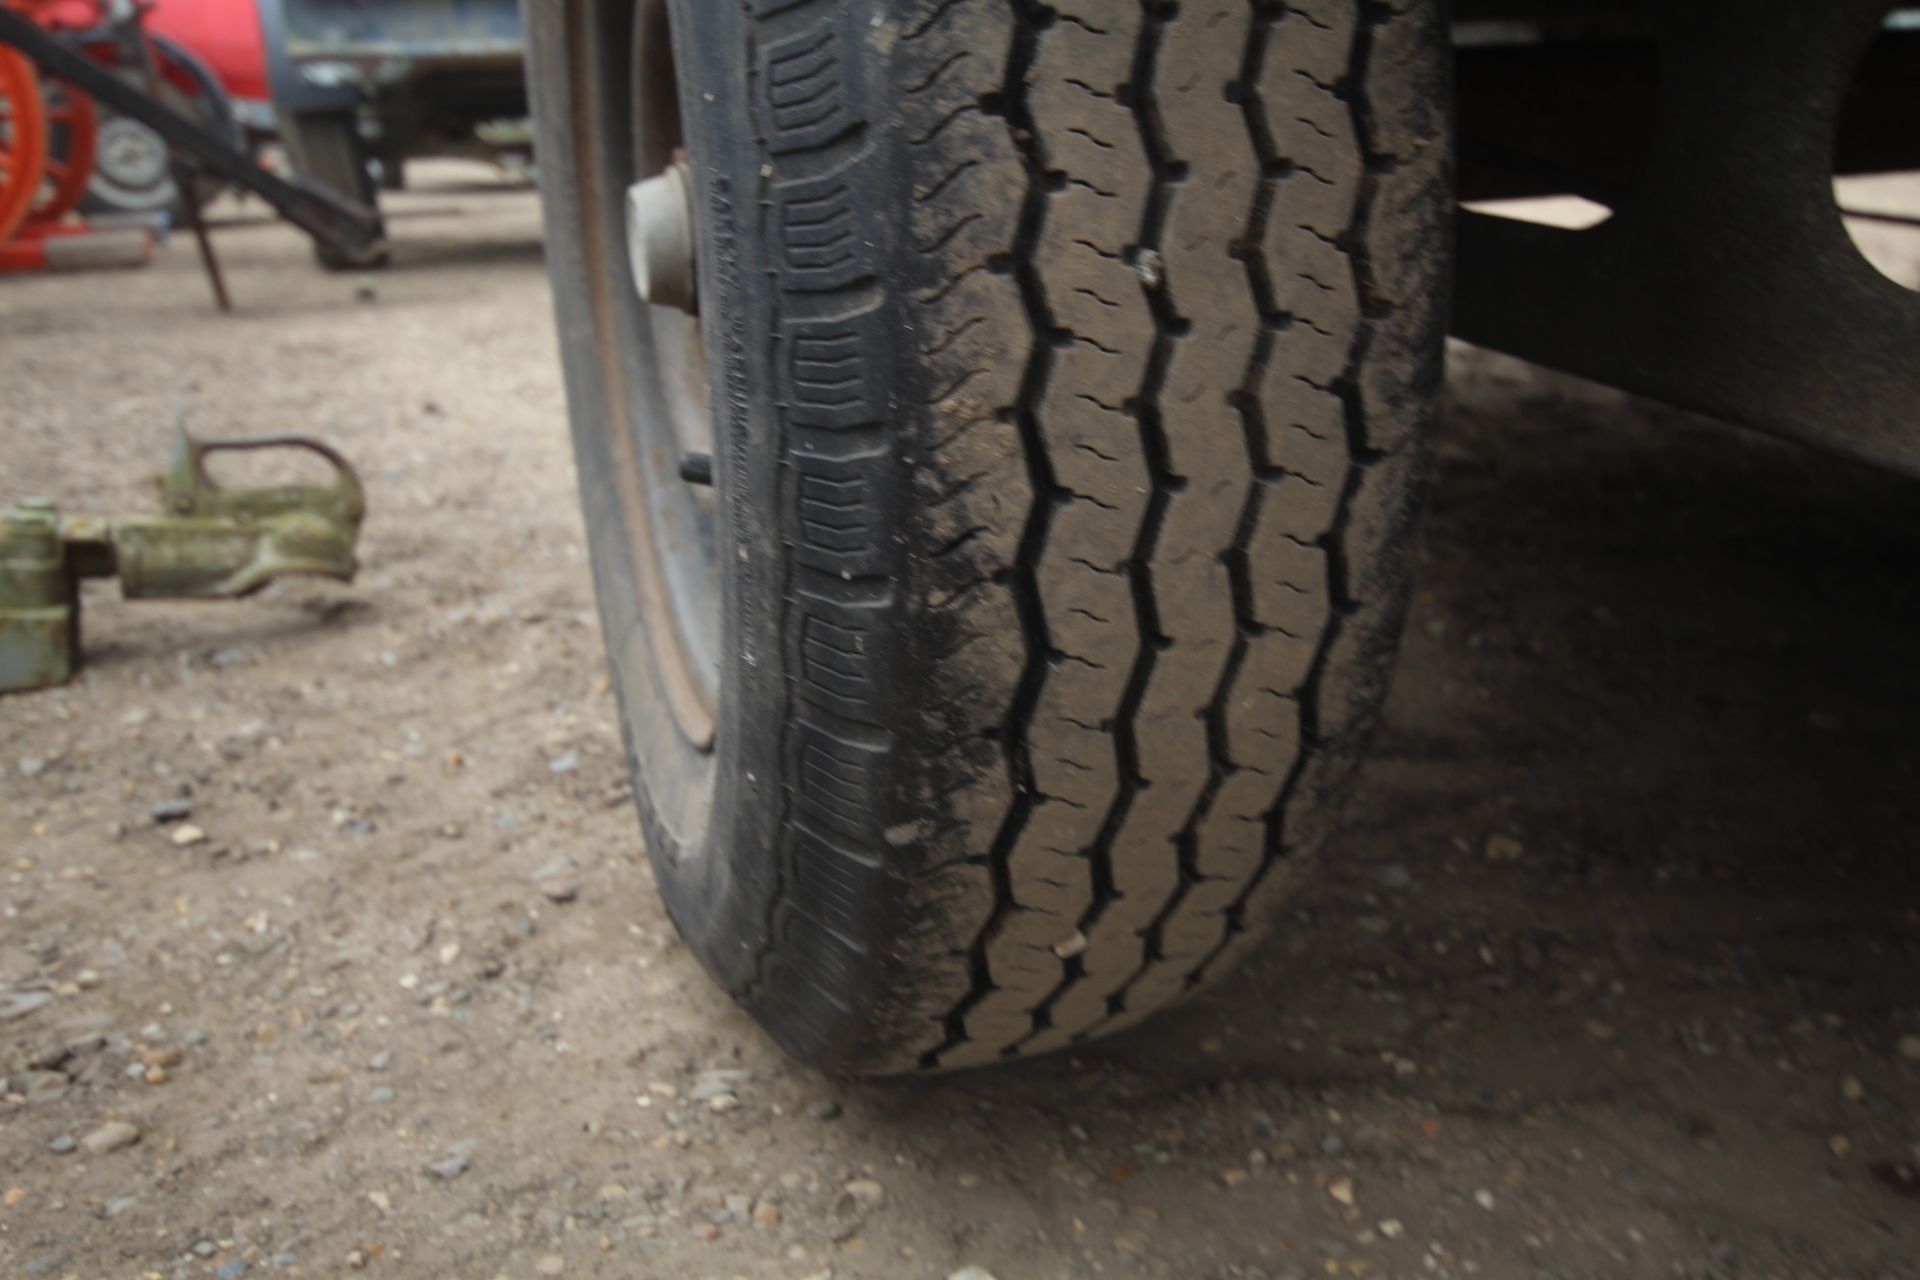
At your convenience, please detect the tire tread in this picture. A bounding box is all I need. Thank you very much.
[741,0,1446,1072]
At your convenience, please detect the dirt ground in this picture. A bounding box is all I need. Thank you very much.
[4,165,1920,1280]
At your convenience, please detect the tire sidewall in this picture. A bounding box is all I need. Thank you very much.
[525,0,787,999]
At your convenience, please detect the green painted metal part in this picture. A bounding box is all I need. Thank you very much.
[117,433,366,599]
[0,500,77,694]
[0,433,365,694]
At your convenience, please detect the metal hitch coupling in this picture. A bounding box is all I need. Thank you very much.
[0,432,365,693]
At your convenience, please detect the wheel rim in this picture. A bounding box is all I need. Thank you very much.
[0,48,49,244]
[29,80,98,227]
[95,115,168,190]
[572,0,721,752]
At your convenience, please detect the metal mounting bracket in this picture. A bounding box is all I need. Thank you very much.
[1453,0,1920,475]
[0,433,365,693]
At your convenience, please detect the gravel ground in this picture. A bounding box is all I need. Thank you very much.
[3,165,1920,1280]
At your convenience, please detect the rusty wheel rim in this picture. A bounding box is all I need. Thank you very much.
[571,0,720,751]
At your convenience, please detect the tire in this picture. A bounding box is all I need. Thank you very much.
[281,110,388,270]
[528,0,1450,1074]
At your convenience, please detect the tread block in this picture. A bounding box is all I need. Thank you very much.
[795,452,887,574]
[776,154,880,291]
[1270,0,1356,89]
[1256,377,1348,539]
[793,596,880,722]
[1260,78,1361,240]
[791,822,884,940]
[792,717,885,844]
[1265,225,1360,387]
[1246,526,1330,648]
[781,303,890,428]
[1223,649,1305,770]
[760,6,867,155]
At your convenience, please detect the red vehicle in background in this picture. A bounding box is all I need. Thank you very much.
[30,0,265,216]
[136,0,268,109]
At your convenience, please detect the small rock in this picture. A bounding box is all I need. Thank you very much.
[345,1250,367,1270]
[949,1269,1000,1280]
[530,854,573,881]
[367,1086,396,1104]
[707,1092,740,1114]
[805,1097,842,1121]
[1830,1133,1853,1158]
[18,756,47,778]
[1840,1074,1867,1103]
[549,752,579,775]
[1899,1034,1920,1064]
[535,1254,565,1275]
[1375,863,1413,890]
[79,1120,140,1155]
[1378,1219,1405,1239]
[537,880,578,904]
[1328,1177,1355,1207]
[170,824,208,847]
[150,798,193,824]
[426,1142,474,1179]
[1051,930,1088,959]
[216,1262,249,1279]
[1220,1168,1249,1187]
[691,1222,720,1242]
[1484,834,1525,862]
[1473,1188,1497,1211]
[0,990,54,1022]
[842,1178,884,1206]
[688,1068,751,1101]
[102,1195,138,1218]
[368,1049,393,1072]
[1134,247,1164,288]
[65,1031,108,1056]
[47,1135,76,1154]
[193,1240,218,1257]
[752,1200,782,1228]
[23,1084,67,1106]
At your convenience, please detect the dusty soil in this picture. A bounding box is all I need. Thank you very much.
[4,166,1920,1280]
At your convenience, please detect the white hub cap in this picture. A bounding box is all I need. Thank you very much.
[626,164,696,313]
